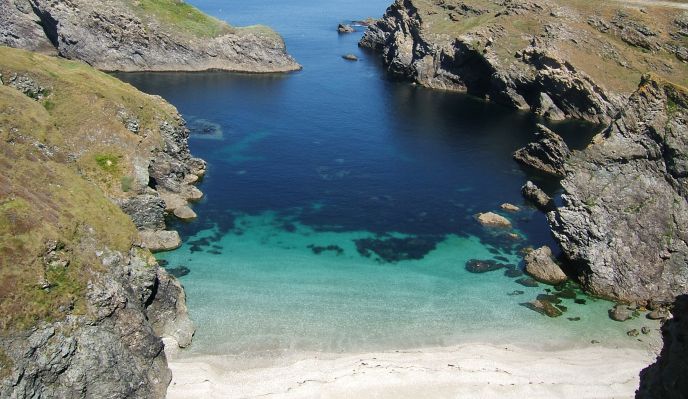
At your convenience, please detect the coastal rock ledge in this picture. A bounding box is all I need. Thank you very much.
[0,0,300,72]
[548,76,688,304]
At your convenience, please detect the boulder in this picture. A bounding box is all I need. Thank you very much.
[342,54,359,61]
[173,206,197,220]
[476,212,512,227]
[338,23,355,33]
[521,181,554,212]
[524,246,567,285]
[609,303,632,321]
[139,230,182,252]
[513,124,571,177]
[501,203,520,212]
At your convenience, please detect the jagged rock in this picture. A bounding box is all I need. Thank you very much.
[501,203,520,212]
[524,246,567,285]
[513,124,571,177]
[637,295,688,399]
[521,181,554,212]
[173,206,197,220]
[609,303,632,322]
[139,231,182,253]
[146,269,195,348]
[535,92,566,120]
[120,195,166,230]
[476,212,512,227]
[0,0,300,72]
[548,76,688,303]
[338,23,355,33]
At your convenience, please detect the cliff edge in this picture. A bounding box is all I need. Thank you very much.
[0,0,300,72]
[0,46,200,398]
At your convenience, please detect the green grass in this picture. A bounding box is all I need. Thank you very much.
[134,0,233,38]
[0,47,179,331]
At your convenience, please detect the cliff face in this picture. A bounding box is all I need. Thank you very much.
[0,0,300,72]
[548,76,688,304]
[361,0,687,124]
[0,47,198,397]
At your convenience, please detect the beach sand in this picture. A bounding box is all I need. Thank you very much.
[166,342,658,399]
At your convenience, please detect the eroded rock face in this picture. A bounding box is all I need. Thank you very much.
[513,124,571,177]
[0,250,190,399]
[360,0,623,123]
[637,295,688,399]
[548,76,688,304]
[0,0,300,72]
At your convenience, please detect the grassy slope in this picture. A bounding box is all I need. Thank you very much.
[413,0,688,95]
[129,0,279,40]
[0,47,176,330]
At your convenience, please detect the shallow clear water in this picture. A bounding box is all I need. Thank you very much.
[116,0,655,358]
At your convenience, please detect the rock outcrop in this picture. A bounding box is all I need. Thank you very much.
[548,76,688,304]
[361,0,686,124]
[521,181,554,212]
[0,0,300,72]
[513,124,571,177]
[524,246,567,285]
[637,295,688,399]
[0,47,199,398]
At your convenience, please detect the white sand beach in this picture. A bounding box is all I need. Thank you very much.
[166,343,659,399]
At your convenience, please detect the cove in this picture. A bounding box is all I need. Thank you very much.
[116,0,654,360]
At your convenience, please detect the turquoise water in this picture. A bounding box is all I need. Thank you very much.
[117,0,657,359]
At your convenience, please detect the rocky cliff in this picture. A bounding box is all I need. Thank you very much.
[548,75,688,304]
[0,0,300,72]
[361,0,687,124]
[0,46,199,398]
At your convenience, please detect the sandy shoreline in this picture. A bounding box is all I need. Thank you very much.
[166,343,658,399]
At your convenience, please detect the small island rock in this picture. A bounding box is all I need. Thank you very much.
[476,212,512,227]
[338,23,355,33]
[342,54,359,61]
[521,181,554,212]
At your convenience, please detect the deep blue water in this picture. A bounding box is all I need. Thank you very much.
[113,0,646,357]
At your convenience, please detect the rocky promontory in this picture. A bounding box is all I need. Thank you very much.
[360,0,687,124]
[0,0,300,72]
[0,46,200,397]
[548,75,688,304]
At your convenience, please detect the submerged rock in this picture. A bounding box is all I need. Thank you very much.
[513,124,571,178]
[166,266,191,278]
[465,259,506,273]
[523,299,563,318]
[524,246,567,285]
[521,181,554,212]
[504,268,524,278]
[516,277,539,288]
[500,203,520,212]
[355,236,440,263]
[308,244,344,256]
[476,212,512,227]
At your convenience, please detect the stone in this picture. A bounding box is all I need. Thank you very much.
[139,230,182,252]
[537,294,562,305]
[338,23,355,33]
[647,309,670,320]
[641,327,651,335]
[609,304,632,321]
[516,277,539,287]
[343,54,359,61]
[524,246,567,285]
[627,329,640,337]
[523,299,563,318]
[513,124,571,177]
[521,181,554,212]
[465,259,506,273]
[476,212,512,227]
[500,203,520,212]
[158,190,188,212]
[173,206,197,220]
[120,195,166,230]
[535,93,566,121]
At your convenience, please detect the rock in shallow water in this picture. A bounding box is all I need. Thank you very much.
[609,303,632,322]
[524,246,567,285]
[166,266,191,278]
[516,277,539,287]
[523,299,563,318]
[465,259,507,273]
[521,181,554,212]
[476,212,512,227]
